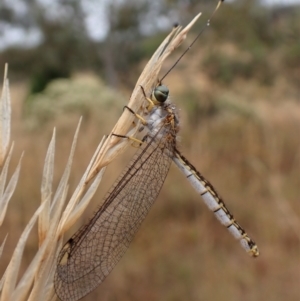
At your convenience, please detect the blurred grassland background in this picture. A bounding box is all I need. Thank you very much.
[0,0,300,300]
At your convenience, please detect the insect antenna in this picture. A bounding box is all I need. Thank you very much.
[159,0,225,83]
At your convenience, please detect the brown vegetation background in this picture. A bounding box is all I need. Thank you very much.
[0,1,300,300]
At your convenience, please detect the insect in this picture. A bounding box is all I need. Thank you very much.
[54,1,258,300]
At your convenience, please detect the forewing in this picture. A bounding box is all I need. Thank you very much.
[55,130,175,301]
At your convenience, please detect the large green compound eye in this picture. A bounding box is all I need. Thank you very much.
[152,85,169,103]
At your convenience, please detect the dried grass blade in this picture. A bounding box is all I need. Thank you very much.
[57,136,106,235]
[26,239,57,301]
[61,166,105,234]
[50,118,81,216]
[11,232,50,301]
[39,129,56,245]
[0,143,13,225]
[0,149,23,226]
[0,234,8,259]
[160,12,202,61]
[26,187,68,301]
[0,270,7,294]
[14,217,60,301]
[0,64,11,165]
[1,203,45,301]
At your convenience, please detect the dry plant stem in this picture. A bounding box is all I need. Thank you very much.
[56,127,107,235]
[11,229,52,301]
[0,64,22,228]
[87,12,202,183]
[8,123,83,301]
[0,234,8,259]
[0,143,14,226]
[1,204,45,301]
[0,63,11,166]
[60,165,106,235]
[0,147,23,226]
[39,128,56,245]
[50,120,81,216]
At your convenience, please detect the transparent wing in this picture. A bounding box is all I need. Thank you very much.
[54,129,175,301]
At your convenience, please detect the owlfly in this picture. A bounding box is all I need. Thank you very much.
[55,1,259,301]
